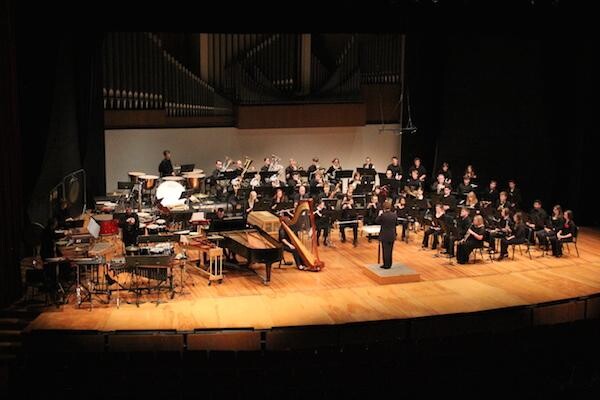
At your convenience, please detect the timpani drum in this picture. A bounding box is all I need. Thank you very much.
[146,224,159,235]
[128,171,146,183]
[184,173,205,191]
[163,176,184,183]
[139,175,158,190]
[125,246,140,256]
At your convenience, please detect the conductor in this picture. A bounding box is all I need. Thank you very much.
[376,200,397,269]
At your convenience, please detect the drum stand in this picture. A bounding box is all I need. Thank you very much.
[173,257,195,297]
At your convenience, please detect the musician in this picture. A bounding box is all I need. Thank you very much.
[315,200,331,246]
[285,159,300,180]
[307,157,320,179]
[292,185,310,206]
[260,157,272,173]
[437,162,452,184]
[214,207,226,220]
[339,193,358,246]
[404,169,422,196]
[270,188,288,211]
[446,207,472,258]
[481,180,499,207]
[457,175,474,198]
[441,185,457,215]
[394,196,410,241]
[365,195,380,225]
[497,212,528,260]
[387,156,403,180]
[496,191,513,215]
[119,206,140,247]
[158,150,174,177]
[40,217,59,260]
[208,160,225,198]
[287,171,302,187]
[465,191,479,210]
[350,171,363,191]
[431,173,447,196]
[488,207,513,254]
[464,164,477,181]
[535,205,563,249]
[456,215,485,264]
[548,210,576,257]
[326,158,342,183]
[235,160,244,174]
[245,190,258,215]
[278,222,306,270]
[507,180,522,210]
[376,201,398,269]
[363,156,374,169]
[525,200,548,240]
[422,203,445,250]
[55,199,70,229]
[408,157,427,182]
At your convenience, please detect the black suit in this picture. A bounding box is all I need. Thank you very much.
[376,210,398,267]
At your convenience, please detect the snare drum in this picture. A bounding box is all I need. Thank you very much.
[128,171,146,183]
[140,175,158,190]
[94,214,119,235]
[125,246,140,256]
[147,224,159,235]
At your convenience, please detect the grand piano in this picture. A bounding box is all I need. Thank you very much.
[207,216,282,285]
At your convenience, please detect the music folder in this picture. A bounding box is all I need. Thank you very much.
[180,164,195,173]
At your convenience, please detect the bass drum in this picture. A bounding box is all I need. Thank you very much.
[156,180,185,208]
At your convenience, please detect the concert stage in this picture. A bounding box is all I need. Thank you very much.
[24,227,600,350]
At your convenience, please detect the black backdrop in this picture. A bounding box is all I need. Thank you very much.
[403,31,596,225]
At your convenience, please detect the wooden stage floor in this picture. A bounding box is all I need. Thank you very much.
[27,227,600,332]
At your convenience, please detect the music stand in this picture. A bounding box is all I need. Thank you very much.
[439,215,458,265]
[323,199,338,210]
[259,171,274,182]
[222,171,239,181]
[352,194,367,208]
[357,167,376,176]
[336,170,354,180]
[282,186,295,198]
[118,181,134,190]
[180,164,195,173]
[243,172,256,180]
[255,185,275,199]
[354,184,372,195]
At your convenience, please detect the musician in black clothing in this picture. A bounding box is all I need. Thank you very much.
[404,169,422,196]
[158,150,174,177]
[548,210,577,257]
[387,156,403,180]
[120,207,140,246]
[441,185,457,215]
[456,215,485,264]
[457,175,474,198]
[279,223,305,270]
[394,196,410,241]
[326,158,342,183]
[260,157,271,173]
[431,173,447,197]
[339,194,358,246]
[207,160,224,197]
[408,157,427,182]
[314,200,331,246]
[270,188,288,211]
[488,207,513,254]
[376,201,398,269]
[481,180,499,207]
[446,207,472,258]
[495,191,513,216]
[507,180,522,210]
[525,200,548,241]
[363,156,374,170]
[535,205,563,249]
[422,204,445,250]
[498,212,528,260]
[307,157,319,179]
[55,199,70,229]
[292,185,310,205]
[40,217,59,260]
[438,162,452,184]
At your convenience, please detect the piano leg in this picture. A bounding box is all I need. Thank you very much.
[264,263,272,285]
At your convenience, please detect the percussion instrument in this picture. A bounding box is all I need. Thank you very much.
[93,214,120,235]
[125,246,140,256]
[128,171,146,183]
[183,173,205,191]
[138,222,146,235]
[147,224,159,235]
[140,175,159,190]
[156,181,185,207]
[163,176,184,183]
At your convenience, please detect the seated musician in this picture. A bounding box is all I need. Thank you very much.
[457,175,474,199]
[339,193,358,247]
[525,200,548,243]
[422,203,445,250]
[464,164,477,181]
[364,195,381,242]
[431,173,447,197]
[496,191,514,216]
[363,156,374,169]
[285,158,299,181]
[245,190,258,215]
[292,185,310,206]
[488,207,513,254]
[445,207,472,258]
[394,196,410,241]
[535,205,563,250]
[315,200,331,247]
[208,160,224,197]
[41,217,59,260]
[387,156,403,181]
[278,222,306,270]
[373,185,386,205]
[437,162,452,184]
[287,171,302,187]
[158,150,174,177]
[307,157,320,180]
[214,207,226,220]
[404,169,422,197]
[498,212,528,260]
[548,210,576,257]
[350,171,363,191]
[481,180,499,208]
[408,157,427,182]
[465,191,480,211]
[456,215,485,264]
[235,159,244,174]
[270,188,287,211]
[326,158,342,183]
[260,157,271,173]
[441,185,457,215]
[507,180,522,210]
[119,206,140,247]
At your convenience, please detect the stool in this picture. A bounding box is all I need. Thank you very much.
[207,247,224,285]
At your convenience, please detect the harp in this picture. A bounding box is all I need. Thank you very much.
[280,199,325,272]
